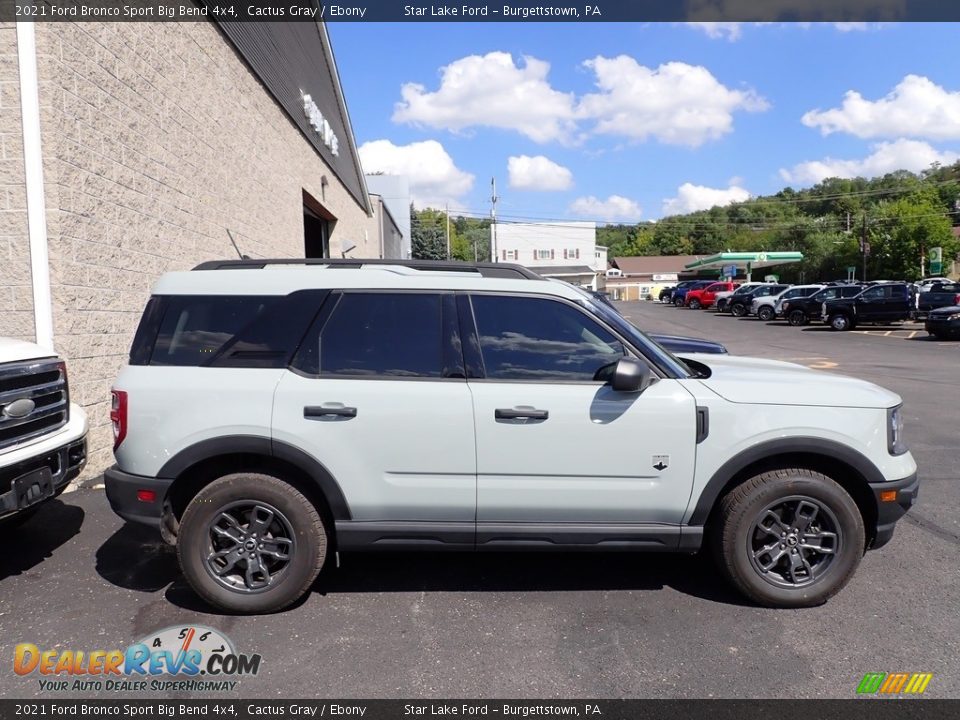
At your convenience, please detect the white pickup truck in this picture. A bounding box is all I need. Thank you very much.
[0,337,87,525]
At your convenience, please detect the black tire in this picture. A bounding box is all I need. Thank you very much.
[674,297,684,307]
[711,468,865,608]
[177,473,328,614]
[757,306,775,322]
[689,298,701,310]
[829,314,852,331]
[730,303,747,317]
[716,300,728,312]
[788,310,807,327]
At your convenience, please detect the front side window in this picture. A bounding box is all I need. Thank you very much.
[861,287,885,300]
[470,295,626,382]
[318,293,443,378]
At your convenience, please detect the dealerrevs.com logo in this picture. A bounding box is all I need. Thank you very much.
[14,625,261,693]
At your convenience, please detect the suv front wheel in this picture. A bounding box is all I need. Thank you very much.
[177,473,328,613]
[829,314,853,331]
[712,468,864,608]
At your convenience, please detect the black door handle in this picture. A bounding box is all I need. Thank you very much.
[304,406,357,419]
[495,408,549,420]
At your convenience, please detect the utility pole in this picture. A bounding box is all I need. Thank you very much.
[490,177,498,263]
[860,214,868,282]
[445,203,450,260]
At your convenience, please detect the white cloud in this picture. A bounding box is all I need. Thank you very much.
[507,155,573,191]
[358,139,474,209]
[392,52,577,144]
[662,183,751,215]
[779,139,960,185]
[576,57,769,147]
[569,195,642,221]
[802,75,960,140]
[686,22,747,41]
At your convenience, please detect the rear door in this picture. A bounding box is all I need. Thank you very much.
[272,291,477,531]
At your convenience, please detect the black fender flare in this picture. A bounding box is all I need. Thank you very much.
[157,435,351,520]
[687,437,884,525]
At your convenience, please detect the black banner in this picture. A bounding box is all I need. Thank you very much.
[0,700,957,720]
[2,0,960,23]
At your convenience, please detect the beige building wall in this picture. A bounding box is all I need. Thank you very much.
[0,22,373,477]
[0,23,34,342]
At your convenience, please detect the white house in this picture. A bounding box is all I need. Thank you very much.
[491,221,606,290]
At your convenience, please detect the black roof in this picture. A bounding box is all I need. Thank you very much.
[191,258,544,280]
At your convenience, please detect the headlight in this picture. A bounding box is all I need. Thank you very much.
[887,406,907,455]
[946,313,960,321]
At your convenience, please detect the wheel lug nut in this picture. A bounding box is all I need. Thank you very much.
[780,544,785,549]
[781,533,786,538]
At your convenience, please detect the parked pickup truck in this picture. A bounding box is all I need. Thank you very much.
[1,338,87,525]
[917,282,960,317]
[822,283,913,331]
[685,281,738,309]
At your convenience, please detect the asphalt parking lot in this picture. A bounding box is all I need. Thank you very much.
[1,301,957,700]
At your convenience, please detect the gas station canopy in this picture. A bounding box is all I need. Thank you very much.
[684,251,803,281]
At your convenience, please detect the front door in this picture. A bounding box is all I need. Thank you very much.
[462,294,698,544]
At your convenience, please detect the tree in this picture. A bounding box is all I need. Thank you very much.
[410,206,447,260]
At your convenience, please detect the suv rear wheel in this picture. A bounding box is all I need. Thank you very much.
[712,468,864,608]
[688,298,701,310]
[177,473,328,613]
[730,302,747,317]
[673,297,685,307]
[757,305,775,322]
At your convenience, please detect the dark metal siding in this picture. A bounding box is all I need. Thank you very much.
[214,19,368,210]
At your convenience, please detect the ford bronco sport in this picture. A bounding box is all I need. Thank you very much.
[105,259,918,613]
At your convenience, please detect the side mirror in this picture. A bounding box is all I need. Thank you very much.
[610,357,651,393]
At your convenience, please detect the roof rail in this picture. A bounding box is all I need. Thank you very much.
[191,258,544,280]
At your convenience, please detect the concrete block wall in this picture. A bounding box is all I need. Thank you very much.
[0,22,35,342]
[0,21,375,478]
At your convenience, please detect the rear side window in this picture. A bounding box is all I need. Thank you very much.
[150,296,278,366]
[316,293,444,378]
[133,291,326,367]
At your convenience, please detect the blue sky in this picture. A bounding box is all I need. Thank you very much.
[329,22,960,221]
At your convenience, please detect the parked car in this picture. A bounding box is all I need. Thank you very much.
[925,305,960,339]
[822,283,914,331]
[916,277,952,293]
[685,281,739,310]
[671,280,714,307]
[728,284,790,317]
[105,259,918,613]
[916,282,960,317]
[780,285,865,326]
[657,285,677,303]
[752,285,824,322]
[580,287,727,354]
[1,338,87,525]
[715,282,768,313]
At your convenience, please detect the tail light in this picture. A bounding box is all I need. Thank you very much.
[110,390,128,450]
[954,293,960,305]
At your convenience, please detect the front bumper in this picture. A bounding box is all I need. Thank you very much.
[104,465,172,528]
[0,438,87,518]
[925,317,960,337]
[869,471,919,549]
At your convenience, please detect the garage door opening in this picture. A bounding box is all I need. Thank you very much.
[303,189,335,258]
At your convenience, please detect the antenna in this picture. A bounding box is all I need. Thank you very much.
[226,228,248,260]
